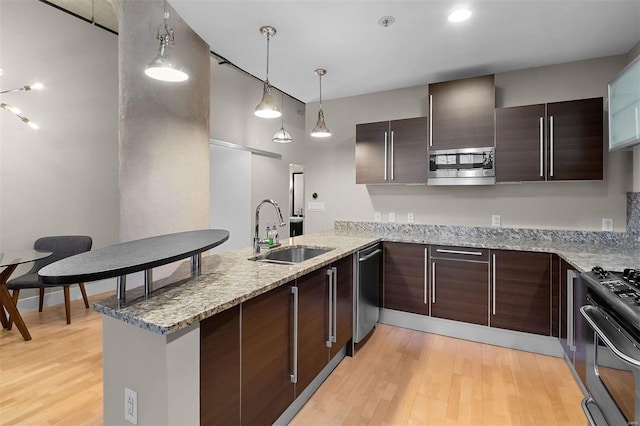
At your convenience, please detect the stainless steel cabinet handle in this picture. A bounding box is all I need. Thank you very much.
[567,269,577,351]
[435,249,483,256]
[539,117,544,178]
[549,115,554,178]
[390,131,395,181]
[359,249,381,262]
[432,261,436,303]
[429,95,433,147]
[332,266,337,343]
[384,132,388,181]
[326,269,333,348]
[290,286,298,383]
[492,254,496,315]
[423,248,428,305]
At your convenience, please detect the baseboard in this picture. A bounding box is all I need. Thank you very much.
[15,278,116,312]
[379,308,565,358]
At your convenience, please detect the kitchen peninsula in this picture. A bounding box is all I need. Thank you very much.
[94,224,639,425]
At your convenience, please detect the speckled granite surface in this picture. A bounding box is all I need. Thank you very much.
[93,233,378,335]
[629,192,640,238]
[94,223,640,336]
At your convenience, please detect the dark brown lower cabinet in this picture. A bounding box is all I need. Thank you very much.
[200,305,240,426]
[241,283,294,426]
[383,242,429,315]
[430,246,490,326]
[491,250,552,335]
[331,255,353,359]
[296,268,330,395]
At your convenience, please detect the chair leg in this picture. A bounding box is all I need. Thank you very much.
[39,288,45,312]
[63,286,71,324]
[7,289,19,330]
[79,283,89,309]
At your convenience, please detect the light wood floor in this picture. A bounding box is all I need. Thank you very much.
[1,298,585,426]
[291,324,586,426]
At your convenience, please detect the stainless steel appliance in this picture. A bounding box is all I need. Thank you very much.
[580,267,640,426]
[427,147,495,185]
[354,244,381,343]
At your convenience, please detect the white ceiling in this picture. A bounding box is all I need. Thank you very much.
[169,0,640,103]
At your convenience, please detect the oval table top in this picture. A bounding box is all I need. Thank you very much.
[0,250,51,268]
[38,229,229,284]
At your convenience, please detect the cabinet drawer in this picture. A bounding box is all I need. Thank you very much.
[430,245,489,262]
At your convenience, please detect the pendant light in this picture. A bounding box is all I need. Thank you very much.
[254,26,281,118]
[144,0,189,83]
[272,93,292,143]
[311,69,331,138]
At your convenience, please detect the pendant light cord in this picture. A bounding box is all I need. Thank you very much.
[318,73,323,108]
[265,32,271,83]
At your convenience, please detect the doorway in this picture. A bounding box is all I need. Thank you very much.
[290,164,304,237]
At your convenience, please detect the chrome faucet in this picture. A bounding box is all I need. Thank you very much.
[254,199,286,255]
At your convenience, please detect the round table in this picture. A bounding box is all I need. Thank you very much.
[0,250,52,341]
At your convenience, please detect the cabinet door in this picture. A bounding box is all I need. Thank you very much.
[431,257,489,326]
[495,104,546,182]
[389,117,428,183]
[241,284,294,426]
[200,305,240,426]
[429,75,495,150]
[491,250,552,335]
[296,268,330,396]
[383,242,429,315]
[547,97,603,181]
[355,121,389,184]
[331,255,353,358]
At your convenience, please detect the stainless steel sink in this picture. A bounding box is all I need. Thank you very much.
[251,246,333,265]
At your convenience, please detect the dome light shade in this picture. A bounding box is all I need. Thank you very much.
[272,127,292,143]
[255,81,281,118]
[311,109,331,138]
[448,8,472,22]
[144,46,189,82]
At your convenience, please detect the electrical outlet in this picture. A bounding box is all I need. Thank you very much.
[125,387,137,425]
[374,211,381,222]
[388,212,396,223]
[408,213,415,223]
[602,218,613,232]
[491,215,501,227]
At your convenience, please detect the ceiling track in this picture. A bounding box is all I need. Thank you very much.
[37,0,303,105]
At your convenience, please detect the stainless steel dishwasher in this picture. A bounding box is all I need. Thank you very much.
[354,243,382,343]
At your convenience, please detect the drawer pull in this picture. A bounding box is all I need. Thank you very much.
[436,249,483,256]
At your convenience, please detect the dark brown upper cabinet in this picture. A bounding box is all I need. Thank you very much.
[355,117,428,184]
[496,97,603,182]
[428,75,495,150]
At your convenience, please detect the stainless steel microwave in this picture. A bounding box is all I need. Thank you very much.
[428,147,495,185]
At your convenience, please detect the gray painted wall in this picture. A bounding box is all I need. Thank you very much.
[0,0,119,297]
[303,55,635,234]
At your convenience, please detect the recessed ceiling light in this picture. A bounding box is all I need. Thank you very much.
[378,16,395,27]
[448,8,472,23]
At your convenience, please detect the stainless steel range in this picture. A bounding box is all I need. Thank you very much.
[581,267,640,426]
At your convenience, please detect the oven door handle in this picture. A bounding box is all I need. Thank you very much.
[581,397,606,426]
[580,305,640,367]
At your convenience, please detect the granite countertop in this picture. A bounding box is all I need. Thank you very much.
[94,225,640,336]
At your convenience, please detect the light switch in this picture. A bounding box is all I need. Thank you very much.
[602,218,613,232]
[388,212,396,223]
[308,202,325,212]
[491,215,501,227]
[374,212,381,222]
